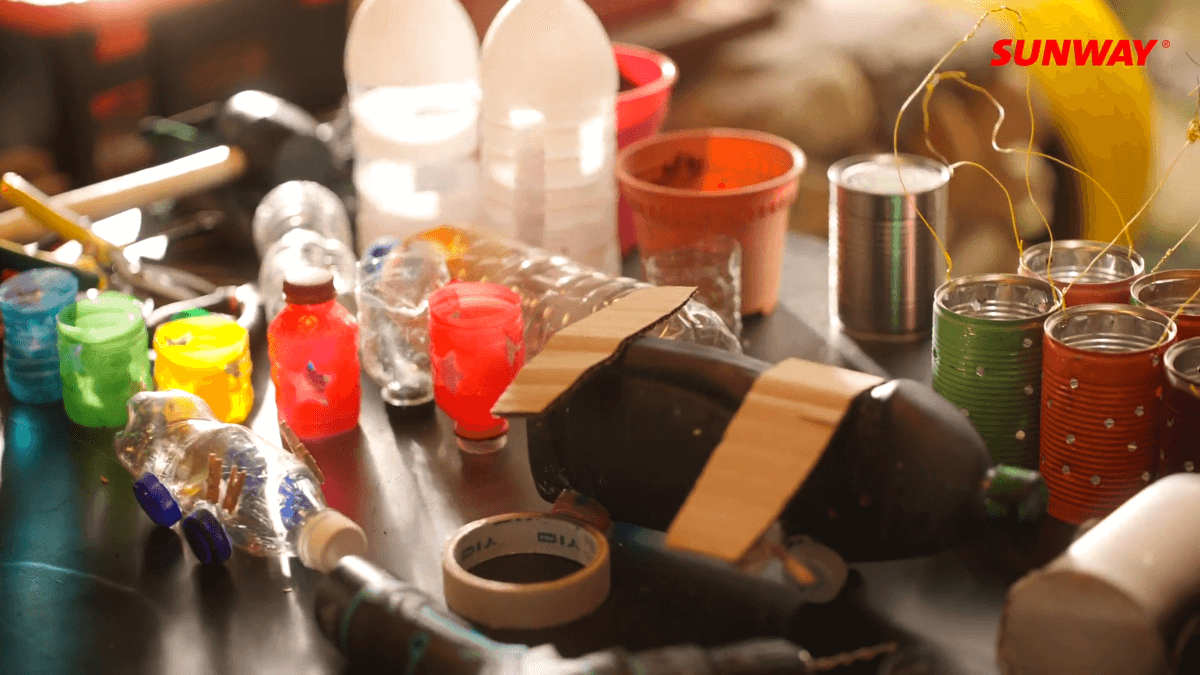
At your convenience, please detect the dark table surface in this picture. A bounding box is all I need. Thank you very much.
[0,232,1057,675]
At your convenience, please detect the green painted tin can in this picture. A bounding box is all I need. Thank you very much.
[57,291,152,428]
[932,274,1060,467]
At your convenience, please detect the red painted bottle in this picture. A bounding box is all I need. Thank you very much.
[269,268,361,440]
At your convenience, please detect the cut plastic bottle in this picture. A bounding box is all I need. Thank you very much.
[480,0,620,275]
[415,226,743,356]
[346,0,481,256]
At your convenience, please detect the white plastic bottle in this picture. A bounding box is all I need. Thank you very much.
[480,0,620,275]
[345,0,481,257]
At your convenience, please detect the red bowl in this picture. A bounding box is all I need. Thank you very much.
[615,43,678,257]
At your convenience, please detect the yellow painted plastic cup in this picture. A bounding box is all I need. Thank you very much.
[153,314,253,423]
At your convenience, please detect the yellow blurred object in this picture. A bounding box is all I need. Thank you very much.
[410,225,473,275]
[929,0,1154,243]
[1,172,116,265]
[153,314,253,424]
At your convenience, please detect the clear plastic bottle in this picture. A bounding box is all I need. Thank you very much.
[480,0,620,275]
[345,0,481,257]
[259,228,358,321]
[251,181,354,259]
[115,391,225,521]
[115,390,367,571]
[415,226,743,356]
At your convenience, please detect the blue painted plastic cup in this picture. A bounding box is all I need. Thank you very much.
[0,268,78,403]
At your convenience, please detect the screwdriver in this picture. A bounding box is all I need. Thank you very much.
[318,555,899,675]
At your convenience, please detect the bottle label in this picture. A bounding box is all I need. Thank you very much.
[279,475,316,530]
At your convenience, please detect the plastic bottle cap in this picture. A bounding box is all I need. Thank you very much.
[182,507,233,564]
[299,509,367,573]
[283,268,337,305]
[133,473,183,527]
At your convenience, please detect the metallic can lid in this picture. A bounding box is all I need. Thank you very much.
[1165,336,1200,389]
[1131,269,1200,316]
[828,153,950,221]
[1045,303,1175,355]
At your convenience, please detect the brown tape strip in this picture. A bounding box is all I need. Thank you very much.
[492,285,697,417]
[665,358,884,562]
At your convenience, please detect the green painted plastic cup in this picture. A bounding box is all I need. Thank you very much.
[932,274,1061,468]
[57,291,152,428]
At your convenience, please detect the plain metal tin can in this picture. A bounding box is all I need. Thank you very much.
[828,153,950,343]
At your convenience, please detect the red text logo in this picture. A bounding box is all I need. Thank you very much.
[990,39,1161,66]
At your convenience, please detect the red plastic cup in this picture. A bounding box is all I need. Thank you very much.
[616,128,806,315]
[615,43,678,257]
[428,282,525,453]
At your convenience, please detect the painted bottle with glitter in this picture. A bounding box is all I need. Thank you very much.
[268,268,362,440]
[0,268,78,404]
[56,291,152,427]
[153,314,254,424]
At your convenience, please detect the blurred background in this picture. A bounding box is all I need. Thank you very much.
[1,0,1197,275]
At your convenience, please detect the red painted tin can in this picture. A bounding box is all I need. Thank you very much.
[1040,304,1175,524]
[1161,337,1200,477]
[1131,270,1200,342]
[1019,240,1144,307]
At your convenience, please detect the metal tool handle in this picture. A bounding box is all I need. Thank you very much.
[0,147,247,244]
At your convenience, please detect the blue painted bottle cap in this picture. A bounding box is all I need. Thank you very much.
[132,473,182,527]
[182,508,232,564]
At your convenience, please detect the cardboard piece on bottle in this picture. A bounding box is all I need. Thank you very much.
[664,359,884,563]
[491,285,697,417]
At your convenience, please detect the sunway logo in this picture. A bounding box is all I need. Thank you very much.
[990,39,1166,66]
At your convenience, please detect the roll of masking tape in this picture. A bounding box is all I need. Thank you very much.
[442,513,610,630]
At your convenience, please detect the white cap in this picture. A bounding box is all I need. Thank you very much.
[297,509,367,573]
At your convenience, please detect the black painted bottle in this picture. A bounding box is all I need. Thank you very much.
[525,337,1046,562]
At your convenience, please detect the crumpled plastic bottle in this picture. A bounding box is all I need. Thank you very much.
[414,226,743,356]
[115,390,367,571]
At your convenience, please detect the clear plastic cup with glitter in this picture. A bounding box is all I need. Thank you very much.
[642,235,742,337]
[356,241,450,409]
[0,268,79,404]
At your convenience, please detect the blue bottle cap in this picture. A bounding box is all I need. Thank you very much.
[366,238,399,261]
[182,508,232,564]
[132,473,183,527]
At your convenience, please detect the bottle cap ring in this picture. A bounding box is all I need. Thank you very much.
[442,512,610,630]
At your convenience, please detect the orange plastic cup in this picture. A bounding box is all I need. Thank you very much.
[616,128,805,315]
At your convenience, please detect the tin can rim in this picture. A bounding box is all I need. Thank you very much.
[934,273,1061,324]
[1131,269,1200,317]
[827,153,950,194]
[1044,303,1175,354]
[1165,336,1200,386]
[1019,240,1145,285]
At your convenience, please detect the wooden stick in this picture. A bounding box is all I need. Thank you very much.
[222,468,246,513]
[769,541,819,588]
[0,146,247,244]
[280,420,324,484]
[205,454,222,504]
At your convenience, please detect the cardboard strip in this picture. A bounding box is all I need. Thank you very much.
[665,358,885,563]
[492,286,696,416]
